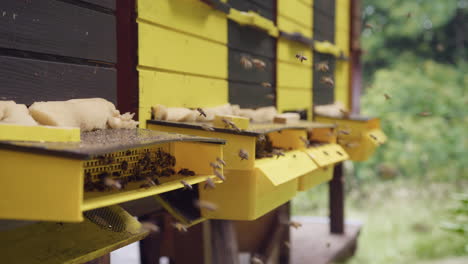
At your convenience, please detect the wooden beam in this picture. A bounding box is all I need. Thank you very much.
[329,163,345,234]
[211,220,239,264]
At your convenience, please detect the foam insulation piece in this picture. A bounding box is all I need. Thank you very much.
[0,101,38,126]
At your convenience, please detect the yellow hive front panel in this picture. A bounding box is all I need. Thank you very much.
[0,150,83,222]
[277,16,313,38]
[137,0,227,44]
[277,38,313,67]
[298,166,333,191]
[277,88,313,119]
[147,123,256,171]
[334,0,351,109]
[268,129,308,150]
[138,69,228,128]
[277,0,313,29]
[138,21,227,79]
[277,62,313,89]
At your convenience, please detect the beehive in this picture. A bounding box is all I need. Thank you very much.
[0,129,225,222]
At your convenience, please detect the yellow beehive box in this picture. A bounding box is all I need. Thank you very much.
[147,120,342,220]
[315,115,387,161]
[0,129,225,222]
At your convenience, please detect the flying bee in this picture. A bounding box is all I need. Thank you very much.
[178,168,196,176]
[336,151,343,156]
[384,93,391,100]
[173,222,188,232]
[140,222,160,233]
[196,107,207,117]
[288,221,302,229]
[204,177,216,189]
[180,180,193,190]
[103,177,122,190]
[240,55,253,70]
[284,241,290,248]
[326,242,331,248]
[261,82,272,88]
[216,157,226,166]
[299,136,310,148]
[200,123,215,131]
[265,94,275,100]
[321,76,334,87]
[214,169,226,181]
[339,109,350,118]
[140,177,157,188]
[315,61,329,72]
[419,111,431,117]
[272,149,285,159]
[406,12,412,19]
[345,142,360,148]
[295,53,307,63]
[364,23,374,29]
[251,255,264,264]
[251,58,266,70]
[369,134,378,141]
[210,162,222,170]
[193,200,218,211]
[338,130,351,135]
[239,149,249,160]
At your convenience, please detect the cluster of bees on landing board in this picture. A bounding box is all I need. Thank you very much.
[84,148,199,192]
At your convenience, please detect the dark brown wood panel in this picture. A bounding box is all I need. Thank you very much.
[80,0,116,10]
[229,81,275,108]
[228,21,276,58]
[0,0,116,63]
[229,0,275,20]
[0,56,116,105]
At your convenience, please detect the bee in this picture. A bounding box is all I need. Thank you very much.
[222,118,241,132]
[339,109,351,118]
[216,157,226,166]
[265,94,275,100]
[161,168,175,177]
[121,160,129,171]
[196,107,207,117]
[140,221,160,233]
[97,155,106,163]
[201,123,215,131]
[251,58,266,70]
[251,255,264,264]
[103,177,122,190]
[272,149,285,159]
[321,76,334,87]
[261,82,272,88]
[338,130,351,135]
[140,177,157,188]
[106,156,115,164]
[369,134,378,141]
[240,55,253,70]
[180,180,193,190]
[173,222,188,232]
[384,93,391,100]
[209,162,222,170]
[125,150,132,156]
[406,12,412,19]
[284,241,290,249]
[193,200,218,211]
[336,151,343,156]
[326,242,331,248]
[239,149,249,160]
[419,111,431,117]
[364,23,374,29]
[178,168,196,176]
[299,136,310,148]
[315,61,329,72]
[257,134,266,142]
[84,172,95,192]
[204,177,216,189]
[288,221,302,229]
[323,151,329,156]
[295,53,307,63]
[214,169,226,181]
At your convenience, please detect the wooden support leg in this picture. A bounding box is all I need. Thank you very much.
[211,220,239,264]
[329,163,345,234]
[139,213,164,264]
[278,203,291,264]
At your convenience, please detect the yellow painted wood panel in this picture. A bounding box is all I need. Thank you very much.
[138,22,227,79]
[137,0,227,44]
[277,16,313,38]
[276,88,312,119]
[277,38,313,66]
[277,62,312,89]
[278,0,313,29]
[138,69,228,128]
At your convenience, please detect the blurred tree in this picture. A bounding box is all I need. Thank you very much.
[361,0,468,82]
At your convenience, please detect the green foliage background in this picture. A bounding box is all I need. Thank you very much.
[355,0,468,182]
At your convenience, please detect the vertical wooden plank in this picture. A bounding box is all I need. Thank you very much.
[278,203,290,264]
[329,163,344,234]
[139,213,165,264]
[116,0,139,117]
[211,220,240,264]
[172,221,209,264]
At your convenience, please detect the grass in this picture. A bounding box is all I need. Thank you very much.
[292,176,468,264]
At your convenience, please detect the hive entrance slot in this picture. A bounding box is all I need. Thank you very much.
[159,185,201,222]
